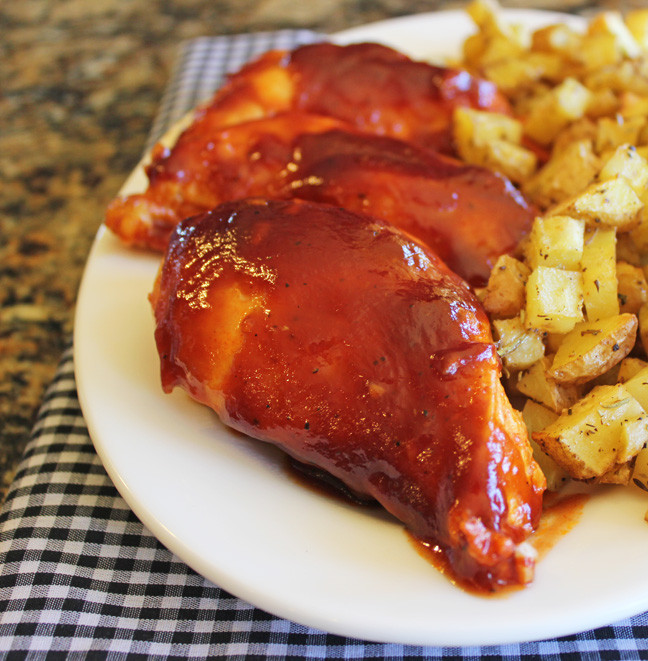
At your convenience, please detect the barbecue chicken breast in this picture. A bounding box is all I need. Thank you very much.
[150,198,546,592]
[107,113,533,286]
[171,41,510,151]
[106,42,521,280]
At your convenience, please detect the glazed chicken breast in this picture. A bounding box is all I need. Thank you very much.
[150,198,546,592]
[107,113,534,286]
[106,41,521,278]
[173,41,511,151]
[284,128,534,287]
[106,113,348,252]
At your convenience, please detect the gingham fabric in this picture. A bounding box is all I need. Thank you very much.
[2,31,648,660]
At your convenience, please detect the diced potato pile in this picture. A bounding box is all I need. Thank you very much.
[455,0,648,496]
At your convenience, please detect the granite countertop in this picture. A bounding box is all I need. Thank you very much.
[0,0,633,502]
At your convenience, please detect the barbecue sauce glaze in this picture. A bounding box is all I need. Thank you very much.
[151,198,546,592]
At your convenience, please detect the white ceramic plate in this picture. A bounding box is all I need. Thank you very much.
[75,10,648,647]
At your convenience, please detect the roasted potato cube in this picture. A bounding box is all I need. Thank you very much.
[629,208,648,253]
[617,357,648,383]
[478,35,526,67]
[464,0,528,68]
[587,89,621,119]
[587,361,622,387]
[617,261,648,314]
[493,316,545,371]
[595,116,645,154]
[483,53,564,93]
[621,365,648,412]
[527,215,584,270]
[619,92,648,119]
[482,254,529,318]
[594,462,633,485]
[639,303,648,356]
[588,11,641,59]
[533,384,648,479]
[581,228,618,322]
[524,78,592,146]
[523,138,599,209]
[531,23,581,55]
[598,144,648,194]
[517,356,583,412]
[548,313,638,384]
[521,399,569,490]
[453,108,536,182]
[632,445,648,492]
[615,232,641,267]
[544,331,567,354]
[466,0,514,37]
[547,177,643,231]
[521,396,560,431]
[552,119,598,154]
[626,9,648,50]
[463,32,489,67]
[473,286,487,303]
[481,138,538,183]
[619,418,648,462]
[526,266,584,334]
[454,107,522,145]
[584,58,648,97]
[579,32,623,70]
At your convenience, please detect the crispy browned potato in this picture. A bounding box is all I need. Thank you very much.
[527,215,584,270]
[593,462,633,485]
[638,303,648,355]
[595,116,645,154]
[615,233,642,266]
[616,261,648,313]
[525,266,584,334]
[620,365,648,411]
[482,254,529,318]
[626,9,648,49]
[525,78,592,146]
[617,357,648,383]
[599,144,648,193]
[517,356,583,412]
[492,316,545,371]
[580,228,619,322]
[548,313,638,384]
[523,139,599,209]
[520,399,569,490]
[587,11,642,59]
[533,384,648,479]
[453,108,537,183]
[633,445,648,491]
[547,177,643,231]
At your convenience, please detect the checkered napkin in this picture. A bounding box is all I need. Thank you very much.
[2,31,648,660]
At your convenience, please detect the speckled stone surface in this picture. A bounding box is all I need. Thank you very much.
[0,0,633,502]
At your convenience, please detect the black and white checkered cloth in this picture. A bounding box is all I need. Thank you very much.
[2,30,648,659]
